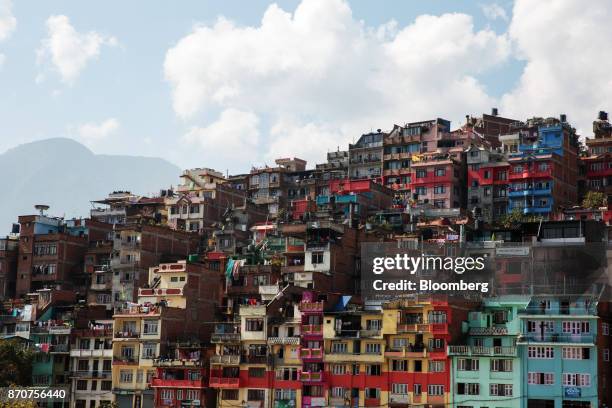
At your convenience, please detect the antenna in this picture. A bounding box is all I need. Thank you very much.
[34,204,50,216]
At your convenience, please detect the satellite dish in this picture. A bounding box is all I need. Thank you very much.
[34,204,50,215]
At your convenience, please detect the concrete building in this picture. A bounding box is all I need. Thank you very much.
[349,131,386,181]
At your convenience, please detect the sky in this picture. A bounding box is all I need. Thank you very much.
[1,0,611,174]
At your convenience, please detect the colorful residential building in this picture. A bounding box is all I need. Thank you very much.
[504,117,579,217]
[349,131,386,181]
[582,111,612,200]
[466,145,510,223]
[410,154,465,209]
[518,296,599,408]
[69,322,114,408]
[448,297,529,408]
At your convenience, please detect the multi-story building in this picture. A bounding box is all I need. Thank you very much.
[410,154,465,209]
[582,111,612,200]
[151,340,209,408]
[69,321,114,408]
[109,224,197,308]
[448,297,528,408]
[16,214,90,297]
[0,235,18,300]
[112,259,222,408]
[165,168,246,234]
[91,192,169,227]
[518,296,599,408]
[316,150,349,181]
[349,131,386,181]
[466,145,509,223]
[249,158,307,217]
[505,116,579,217]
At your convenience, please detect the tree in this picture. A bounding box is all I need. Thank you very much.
[582,191,607,209]
[498,208,540,228]
[0,401,37,408]
[0,339,34,387]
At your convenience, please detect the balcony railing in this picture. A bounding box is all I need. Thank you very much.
[114,331,140,339]
[301,324,323,335]
[209,377,240,388]
[448,345,517,356]
[298,371,325,382]
[518,334,595,344]
[71,370,112,379]
[211,333,240,343]
[469,327,509,336]
[49,344,69,353]
[300,347,323,359]
[267,336,300,345]
[151,378,205,388]
[210,355,240,365]
[299,301,324,312]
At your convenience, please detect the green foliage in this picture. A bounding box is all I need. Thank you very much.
[581,191,607,209]
[498,208,540,228]
[0,400,37,408]
[0,339,34,387]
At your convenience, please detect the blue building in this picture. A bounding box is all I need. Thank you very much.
[518,296,598,408]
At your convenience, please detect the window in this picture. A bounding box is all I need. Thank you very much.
[365,388,380,399]
[247,389,266,401]
[160,389,174,400]
[414,384,421,396]
[366,319,381,330]
[434,185,445,194]
[415,186,427,195]
[142,343,156,359]
[274,389,296,401]
[562,321,590,334]
[101,381,112,391]
[331,387,346,398]
[429,338,445,350]
[189,204,200,214]
[119,370,133,383]
[429,311,447,323]
[416,170,427,178]
[527,320,554,333]
[331,342,348,353]
[392,360,408,371]
[528,372,555,385]
[429,360,445,372]
[120,346,134,359]
[366,365,381,376]
[77,359,89,371]
[331,365,346,375]
[603,349,609,362]
[603,323,609,335]
[76,380,87,390]
[528,346,554,359]
[222,390,239,400]
[275,367,298,380]
[490,384,513,396]
[245,319,264,331]
[435,168,446,177]
[186,390,198,400]
[392,384,408,395]
[457,359,479,371]
[143,320,158,335]
[563,373,591,387]
[490,359,513,372]
[413,360,422,372]
[562,347,590,360]
[365,343,381,354]
[311,251,324,264]
[457,383,480,395]
[249,368,265,378]
[428,385,444,396]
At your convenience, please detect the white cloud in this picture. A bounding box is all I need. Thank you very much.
[183,109,260,164]
[165,0,510,169]
[481,3,508,21]
[75,118,120,141]
[0,0,16,42]
[501,0,612,136]
[37,15,117,84]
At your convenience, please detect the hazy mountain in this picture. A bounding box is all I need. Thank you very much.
[0,138,181,233]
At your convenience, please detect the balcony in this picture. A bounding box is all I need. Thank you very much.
[299,301,323,313]
[447,346,517,356]
[114,331,140,339]
[240,305,267,317]
[301,324,323,335]
[71,370,112,379]
[389,394,409,405]
[154,358,203,367]
[384,348,427,358]
[508,168,553,180]
[397,323,432,333]
[300,347,323,360]
[70,349,113,358]
[508,187,552,197]
[267,336,300,345]
[49,344,70,353]
[299,371,325,382]
[258,285,280,297]
[151,378,205,388]
[113,357,139,365]
[359,329,381,338]
[242,354,269,364]
[469,327,509,336]
[517,334,595,344]
[209,377,240,388]
[210,355,240,365]
[211,333,241,344]
[364,399,381,407]
[90,281,112,291]
[324,352,384,363]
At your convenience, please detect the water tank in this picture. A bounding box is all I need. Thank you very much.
[491,108,499,116]
[599,111,608,121]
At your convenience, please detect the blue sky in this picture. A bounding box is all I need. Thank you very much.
[0,0,609,174]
